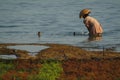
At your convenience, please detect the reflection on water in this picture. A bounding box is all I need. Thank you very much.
[88,36,102,41]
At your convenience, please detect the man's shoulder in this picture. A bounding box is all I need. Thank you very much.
[87,16,98,22]
[87,16,95,19]
[85,16,94,21]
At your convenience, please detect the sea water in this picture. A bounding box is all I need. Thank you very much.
[0,0,120,51]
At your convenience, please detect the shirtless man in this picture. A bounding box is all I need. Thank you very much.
[79,9,103,37]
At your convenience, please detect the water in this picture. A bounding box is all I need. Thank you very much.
[7,45,49,56]
[0,55,17,59]
[0,0,120,51]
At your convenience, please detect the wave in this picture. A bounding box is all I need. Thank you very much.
[48,31,89,37]
[0,31,29,33]
[0,25,18,28]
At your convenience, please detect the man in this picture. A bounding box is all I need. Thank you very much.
[79,9,103,37]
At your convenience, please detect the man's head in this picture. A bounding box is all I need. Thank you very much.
[79,9,91,19]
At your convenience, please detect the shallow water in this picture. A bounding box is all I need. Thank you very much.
[0,0,120,51]
[7,45,49,56]
[0,55,17,59]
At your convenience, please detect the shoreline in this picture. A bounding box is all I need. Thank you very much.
[0,43,120,60]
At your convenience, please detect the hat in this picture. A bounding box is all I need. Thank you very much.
[79,9,91,18]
